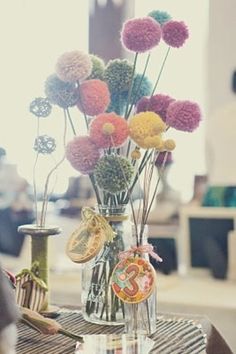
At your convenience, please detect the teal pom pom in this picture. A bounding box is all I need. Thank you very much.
[130,73,152,104]
[106,93,127,115]
[148,10,172,26]
[45,74,79,108]
[94,155,134,194]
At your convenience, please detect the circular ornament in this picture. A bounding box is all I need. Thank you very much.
[111,256,156,304]
[66,224,105,263]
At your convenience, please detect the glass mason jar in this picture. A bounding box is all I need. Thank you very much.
[124,225,157,335]
[81,204,132,325]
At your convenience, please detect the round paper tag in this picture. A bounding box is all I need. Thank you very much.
[111,257,156,304]
[66,225,105,263]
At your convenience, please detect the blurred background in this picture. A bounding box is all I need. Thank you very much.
[0,0,235,351]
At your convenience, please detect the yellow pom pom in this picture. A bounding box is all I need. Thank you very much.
[143,135,163,149]
[102,122,115,135]
[131,148,141,159]
[164,139,176,151]
[129,112,166,149]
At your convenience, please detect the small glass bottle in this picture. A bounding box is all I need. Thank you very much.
[124,224,157,335]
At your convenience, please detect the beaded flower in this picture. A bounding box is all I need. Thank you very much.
[56,50,92,82]
[129,112,166,149]
[29,97,52,118]
[121,17,162,53]
[104,59,133,93]
[89,112,129,148]
[162,20,189,48]
[88,55,105,80]
[148,10,172,26]
[45,74,79,108]
[66,136,100,175]
[34,135,56,154]
[77,79,110,116]
[166,100,201,132]
[94,155,134,194]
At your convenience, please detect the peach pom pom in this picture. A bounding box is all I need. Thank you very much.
[89,112,129,148]
[77,79,110,116]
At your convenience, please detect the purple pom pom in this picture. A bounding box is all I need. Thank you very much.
[121,17,162,53]
[162,20,189,48]
[166,100,201,132]
[149,94,175,122]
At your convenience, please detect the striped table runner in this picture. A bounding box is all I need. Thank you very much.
[17,309,207,353]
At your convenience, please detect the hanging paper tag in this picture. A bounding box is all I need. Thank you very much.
[66,207,115,263]
[111,257,156,304]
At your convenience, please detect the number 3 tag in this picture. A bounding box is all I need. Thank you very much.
[111,257,156,304]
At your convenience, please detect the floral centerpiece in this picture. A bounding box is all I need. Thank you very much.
[23,9,201,329]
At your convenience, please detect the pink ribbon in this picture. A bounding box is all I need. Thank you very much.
[118,244,163,262]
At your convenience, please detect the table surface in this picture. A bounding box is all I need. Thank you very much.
[16,309,233,354]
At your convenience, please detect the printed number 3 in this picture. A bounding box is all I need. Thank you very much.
[123,264,139,297]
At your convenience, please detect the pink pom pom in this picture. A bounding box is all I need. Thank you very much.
[66,136,100,174]
[121,17,162,53]
[89,112,129,148]
[162,20,189,48]
[166,100,201,132]
[77,79,110,116]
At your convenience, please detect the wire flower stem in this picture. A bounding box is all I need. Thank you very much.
[127,52,151,117]
[77,81,89,130]
[144,151,168,225]
[65,108,76,136]
[40,112,67,227]
[150,46,171,97]
[124,52,138,119]
[33,117,40,226]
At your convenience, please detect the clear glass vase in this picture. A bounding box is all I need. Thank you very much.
[124,225,157,335]
[81,204,132,325]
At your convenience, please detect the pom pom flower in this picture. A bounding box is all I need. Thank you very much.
[66,136,100,175]
[163,139,176,151]
[45,74,79,108]
[166,100,201,132]
[29,97,52,118]
[89,112,129,148]
[148,10,172,26]
[155,151,173,167]
[88,55,105,80]
[56,50,92,82]
[77,79,110,116]
[106,92,127,115]
[129,74,153,104]
[121,17,162,53]
[135,96,149,113]
[136,94,175,122]
[94,155,134,194]
[34,135,56,154]
[162,20,189,48]
[129,112,166,149]
[104,59,133,93]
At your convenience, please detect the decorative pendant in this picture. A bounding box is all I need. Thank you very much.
[111,256,156,304]
[66,207,115,264]
[66,224,105,263]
